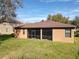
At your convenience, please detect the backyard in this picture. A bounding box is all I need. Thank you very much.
[0,35,79,59]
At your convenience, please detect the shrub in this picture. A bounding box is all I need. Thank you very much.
[11,33,15,37]
[75,30,79,37]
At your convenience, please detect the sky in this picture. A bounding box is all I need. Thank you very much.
[16,0,79,23]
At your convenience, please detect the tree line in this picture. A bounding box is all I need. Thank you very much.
[47,13,79,28]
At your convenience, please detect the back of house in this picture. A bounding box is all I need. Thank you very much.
[15,20,76,43]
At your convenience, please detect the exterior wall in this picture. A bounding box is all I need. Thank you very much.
[53,29,75,43]
[15,28,75,43]
[0,22,13,34]
[15,29,27,39]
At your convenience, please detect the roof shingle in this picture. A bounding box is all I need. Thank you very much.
[16,20,76,29]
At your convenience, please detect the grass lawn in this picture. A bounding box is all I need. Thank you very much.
[0,35,79,59]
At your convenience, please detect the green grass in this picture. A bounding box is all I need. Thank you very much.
[0,35,79,59]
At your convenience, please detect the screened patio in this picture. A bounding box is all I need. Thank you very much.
[27,28,52,40]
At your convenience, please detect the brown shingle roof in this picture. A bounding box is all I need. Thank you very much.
[16,20,76,29]
[0,17,23,24]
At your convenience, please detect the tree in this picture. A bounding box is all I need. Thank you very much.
[70,16,79,37]
[0,0,22,19]
[47,13,69,24]
[71,16,79,27]
[47,14,52,20]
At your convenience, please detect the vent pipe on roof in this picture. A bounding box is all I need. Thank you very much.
[41,20,44,22]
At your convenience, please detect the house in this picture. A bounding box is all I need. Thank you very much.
[15,20,76,43]
[0,17,23,35]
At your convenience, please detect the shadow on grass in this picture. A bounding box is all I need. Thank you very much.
[0,34,14,44]
[76,50,79,59]
[75,37,79,59]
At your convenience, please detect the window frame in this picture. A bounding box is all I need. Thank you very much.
[6,28,8,32]
[65,29,71,37]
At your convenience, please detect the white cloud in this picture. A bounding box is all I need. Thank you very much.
[40,0,72,2]
[39,0,79,3]
[17,14,47,23]
[20,17,47,23]
[40,0,56,2]
[75,0,79,2]
[70,9,79,13]
[73,0,79,4]
[61,9,79,15]
[58,0,72,2]
[49,10,79,20]
[17,14,27,18]
[18,17,47,23]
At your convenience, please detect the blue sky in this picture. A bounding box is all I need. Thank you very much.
[16,0,79,23]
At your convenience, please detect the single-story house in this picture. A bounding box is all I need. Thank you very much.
[0,17,23,35]
[15,20,76,43]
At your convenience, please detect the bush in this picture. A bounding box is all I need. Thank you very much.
[75,30,79,37]
[11,33,15,37]
[0,34,13,41]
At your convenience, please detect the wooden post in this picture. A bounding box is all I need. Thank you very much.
[52,29,53,41]
[40,29,42,40]
[25,29,28,39]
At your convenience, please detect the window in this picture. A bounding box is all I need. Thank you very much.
[65,29,71,37]
[23,29,25,35]
[6,28,8,32]
[42,29,52,40]
[28,29,40,39]
[31,30,36,37]
[3,23,6,25]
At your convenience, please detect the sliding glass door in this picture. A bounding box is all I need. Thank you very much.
[42,28,52,40]
[28,29,40,39]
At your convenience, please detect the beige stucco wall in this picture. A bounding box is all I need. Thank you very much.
[53,29,75,43]
[0,22,13,34]
[15,29,27,39]
[15,28,75,43]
